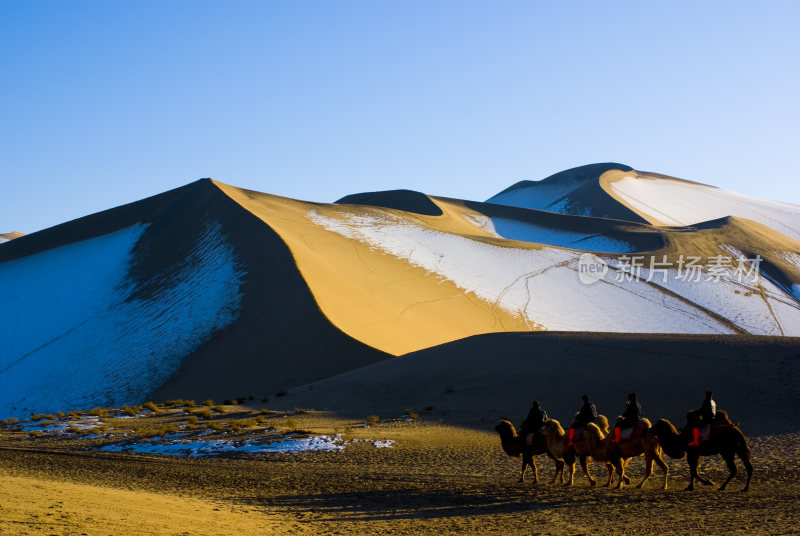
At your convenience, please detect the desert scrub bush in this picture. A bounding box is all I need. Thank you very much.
[55,411,65,419]
[259,409,276,415]
[223,399,239,406]
[186,416,199,425]
[142,402,160,413]
[184,399,195,408]
[163,399,186,407]
[255,415,267,424]
[366,415,379,425]
[121,405,141,416]
[28,430,42,438]
[403,409,419,420]
[137,424,178,438]
[208,422,225,431]
[260,396,269,403]
[67,410,85,418]
[424,405,435,412]
[87,408,109,417]
[231,418,257,429]
[283,417,298,431]
[275,390,288,398]
[2,417,19,426]
[41,420,53,426]
[195,408,214,420]
[212,406,227,414]
[31,413,55,421]
[202,399,215,407]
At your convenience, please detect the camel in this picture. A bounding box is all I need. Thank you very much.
[572,418,669,489]
[538,418,580,486]
[649,410,752,492]
[543,415,629,488]
[495,420,565,484]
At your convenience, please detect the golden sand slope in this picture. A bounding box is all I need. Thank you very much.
[215,180,800,354]
[0,471,290,535]
[215,181,533,356]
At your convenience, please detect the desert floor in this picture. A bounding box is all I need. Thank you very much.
[0,407,798,535]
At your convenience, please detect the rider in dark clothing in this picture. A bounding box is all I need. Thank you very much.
[568,395,597,445]
[613,393,643,443]
[520,400,548,438]
[688,391,716,446]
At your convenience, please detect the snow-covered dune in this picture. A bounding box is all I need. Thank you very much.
[601,169,800,241]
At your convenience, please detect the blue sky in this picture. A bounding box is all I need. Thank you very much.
[2,0,799,233]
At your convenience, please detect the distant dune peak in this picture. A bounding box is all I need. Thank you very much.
[335,189,443,216]
[0,231,25,244]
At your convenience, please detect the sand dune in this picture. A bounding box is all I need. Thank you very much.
[2,166,799,419]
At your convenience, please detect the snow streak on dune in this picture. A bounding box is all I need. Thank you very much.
[0,223,244,417]
[605,173,800,240]
[308,210,748,334]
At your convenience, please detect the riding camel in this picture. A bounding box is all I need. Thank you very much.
[649,410,752,492]
[573,417,669,489]
[538,418,582,486]
[495,420,565,484]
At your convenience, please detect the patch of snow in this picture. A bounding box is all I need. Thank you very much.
[372,439,395,448]
[607,174,800,240]
[262,434,345,453]
[307,209,800,335]
[98,434,346,456]
[0,222,244,418]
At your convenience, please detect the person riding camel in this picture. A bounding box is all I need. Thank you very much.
[687,390,716,447]
[520,400,548,441]
[568,395,597,446]
[613,392,643,443]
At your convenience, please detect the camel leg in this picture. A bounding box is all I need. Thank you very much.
[603,462,614,487]
[718,454,737,491]
[519,454,528,483]
[580,455,596,486]
[740,448,753,492]
[564,461,576,487]
[614,460,626,489]
[685,453,713,491]
[637,455,653,489]
[622,458,631,485]
[532,456,539,484]
[551,460,564,484]
[654,452,669,490]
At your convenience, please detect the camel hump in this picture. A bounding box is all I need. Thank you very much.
[714,410,732,426]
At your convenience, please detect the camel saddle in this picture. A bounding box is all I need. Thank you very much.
[619,422,648,440]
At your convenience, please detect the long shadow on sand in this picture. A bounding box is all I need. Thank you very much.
[242,489,582,522]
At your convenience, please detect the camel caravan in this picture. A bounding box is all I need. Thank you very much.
[495,391,753,492]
